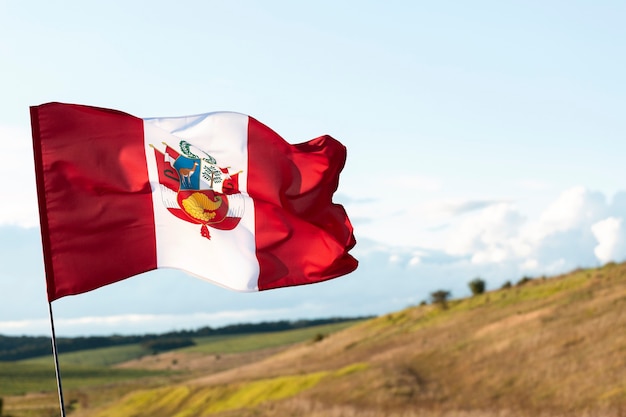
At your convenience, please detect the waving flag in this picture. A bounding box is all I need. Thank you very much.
[31,103,357,301]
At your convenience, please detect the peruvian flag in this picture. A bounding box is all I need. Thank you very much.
[31,103,357,302]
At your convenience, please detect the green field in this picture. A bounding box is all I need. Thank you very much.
[0,361,169,396]
[22,344,149,367]
[184,321,358,354]
[0,321,362,398]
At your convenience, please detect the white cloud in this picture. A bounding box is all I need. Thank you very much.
[445,202,524,261]
[441,187,617,271]
[520,258,539,270]
[532,186,607,239]
[592,217,626,264]
[408,256,421,266]
[471,247,508,264]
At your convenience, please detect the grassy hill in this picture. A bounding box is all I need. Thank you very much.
[3,263,626,417]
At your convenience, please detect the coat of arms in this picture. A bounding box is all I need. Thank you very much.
[151,140,245,239]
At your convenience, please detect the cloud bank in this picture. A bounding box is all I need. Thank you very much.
[361,186,626,279]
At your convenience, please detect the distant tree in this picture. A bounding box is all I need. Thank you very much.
[468,278,486,295]
[516,276,533,286]
[500,281,512,289]
[430,290,451,309]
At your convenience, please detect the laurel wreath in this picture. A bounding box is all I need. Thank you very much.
[179,140,216,164]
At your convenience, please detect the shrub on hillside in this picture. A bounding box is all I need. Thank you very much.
[468,278,486,295]
[430,290,451,309]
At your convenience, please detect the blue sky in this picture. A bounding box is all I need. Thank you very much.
[1,1,625,336]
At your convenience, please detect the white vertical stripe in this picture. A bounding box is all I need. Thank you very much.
[143,112,259,291]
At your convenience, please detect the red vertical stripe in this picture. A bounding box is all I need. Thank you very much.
[247,117,358,290]
[31,103,157,301]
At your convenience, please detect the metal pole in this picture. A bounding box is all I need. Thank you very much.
[48,302,67,417]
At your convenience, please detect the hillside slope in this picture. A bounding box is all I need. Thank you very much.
[65,263,626,416]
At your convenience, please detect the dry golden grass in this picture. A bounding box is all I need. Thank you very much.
[188,263,626,417]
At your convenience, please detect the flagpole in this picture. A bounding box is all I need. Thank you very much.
[48,301,67,417]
